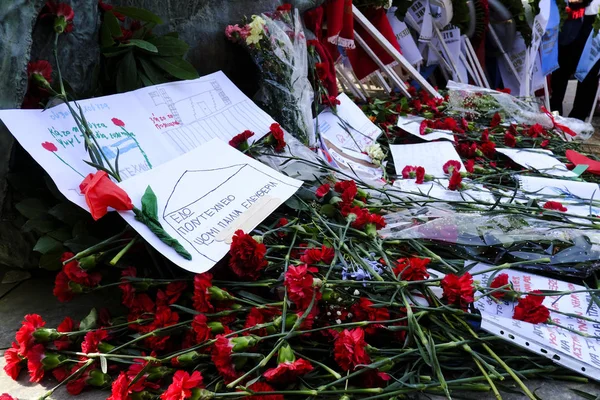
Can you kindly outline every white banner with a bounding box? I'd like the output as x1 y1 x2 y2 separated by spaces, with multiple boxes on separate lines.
499 34 527 95
523 0 551 95
408 0 433 42
387 7 424 66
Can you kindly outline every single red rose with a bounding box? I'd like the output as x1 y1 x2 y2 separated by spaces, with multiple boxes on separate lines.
243 382 284 400
513 291 550 324
415 166 425 184
447 169 463 191
300 245 335 265
229 130 254 149
53 271 75 303
490 113 502 128
350 298 390 335
42 141 58 152
193 273 214 313
16 314 45 355
490 273 510 299
394 257 430 281
480 141 496 157
3 342 23 380
81 329 108 354
441 273 474 308
26 344 46 383
443 160 462 175
79 171 134 220
333 328 371 371
315 183 331 198
54 316 78 351
284 264 321 309
111 118 125 127
27 60 53 83
229 230 268 280
211 335 240 383
504 132 516 147
543 201 567 212
402 165 416 179
268 123 286 152
264 358 314 383
161 370 204 400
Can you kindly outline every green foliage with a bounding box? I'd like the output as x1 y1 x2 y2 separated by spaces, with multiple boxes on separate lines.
98 6 198 94
451 0 471 32
500 0 533 46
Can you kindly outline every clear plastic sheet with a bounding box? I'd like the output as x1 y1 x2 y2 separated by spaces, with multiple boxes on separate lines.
255 10 316 147
445 81 594 141
380 207 600 277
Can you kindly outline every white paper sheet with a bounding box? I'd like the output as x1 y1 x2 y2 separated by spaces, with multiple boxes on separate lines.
496 148 577 177
471 262 600 380
518 175 600 201
396 115 454 141
390 142 465 177
118 139 302 273
392 179 496 203
0 71 277 211
316 93 382 153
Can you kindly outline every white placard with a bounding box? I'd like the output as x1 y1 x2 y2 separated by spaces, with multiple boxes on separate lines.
393 179 496 203
316 93 382 153
396 115 454 141
387 7 424 66
118 139 302 273
496 148 577 177
0 71 277 211
390 141 465 177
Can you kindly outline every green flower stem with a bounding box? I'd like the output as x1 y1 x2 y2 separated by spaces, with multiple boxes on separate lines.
62 229 129 264
120 127 152 168
109 237 138 266
52 153 85 178
38 359 93 400
226 337 282 388
108 320 192 355
64 318 151 336
293 350 342 379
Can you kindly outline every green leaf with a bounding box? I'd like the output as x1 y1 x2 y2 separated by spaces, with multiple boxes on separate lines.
48 203 84 226
164 32 179 38
116 51 139 93
139 57 168 84
33 236 63 254
100 20 115 47
170 304 199 315
113 6 163 24
80 308 98 331
39 251 64 271
141 186 159 221
151 56 198 80
139 72 153 87
48 227 73 242
149 36 189 56
123 39 158 53
103 11 123 38
15 198 48 219
64 235 100 254
23 217 59 234
102 46 131 58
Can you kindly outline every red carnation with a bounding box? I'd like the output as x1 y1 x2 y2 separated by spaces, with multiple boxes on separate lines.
402 165 416 179
0 394 16 400
300 245 335 265
504 132 517 147
277 3 293 12
315 183 330 198
27 60 53 85
513 291 550 324
284 264 321 309
43 1 75 33
229 130 254 150
62 254 101 288
3 342 23 380
315 62 328 80
81 329 108 354
53 271 76 303
268 123 286 152
264 358 313 383
541 139 550 148
26 344 46 383
443 160 461 175
108 372 134 400
415 166 425 184
160 370 204 400
333 328 371 371
447 169 463 191
192 314 211 343
211 335 240 383
243 382 284 400
543 201 567 212
490 112 502 128
229 230 268 280
144 306 179 350
466 159 475 173
15 314 45 355
480 142 496 158
244 307 279 336
527 123 545 138
490 273 510 299
481 129 489 143
193 272 214 313
394 257 430 281
441 273 474 308
79 171 134 220
350 298 390 335
335 180 359 204
54 316 78 350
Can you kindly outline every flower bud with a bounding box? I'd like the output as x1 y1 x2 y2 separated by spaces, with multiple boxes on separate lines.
207 321 225 334
208 286 234 301
231 335 260 352
69 281 84 294
365 223 378 238
78 255 99 270
252 235 264 244
31 73 51 90
284 314 298 329
190 389 215 400
357 188 369 200
174 351 201 366
277 343 296 364
87 369 110 387
33 328 61 343
54 16 68 34
41 352 63 370
147 366 173 381
98 342 115 353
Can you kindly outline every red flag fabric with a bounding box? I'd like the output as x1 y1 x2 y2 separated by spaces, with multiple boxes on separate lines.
326 0 355 48
566 150 600 175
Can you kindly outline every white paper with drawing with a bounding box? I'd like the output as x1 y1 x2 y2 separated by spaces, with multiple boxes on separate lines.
118 139 301 273
0 71 276 211
470 262 600 379
390 142 464 177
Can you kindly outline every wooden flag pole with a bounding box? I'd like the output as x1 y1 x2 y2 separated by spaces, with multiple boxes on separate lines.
352 5 442 99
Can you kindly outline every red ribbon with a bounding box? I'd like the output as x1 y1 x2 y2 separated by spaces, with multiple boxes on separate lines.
540 106 577 137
